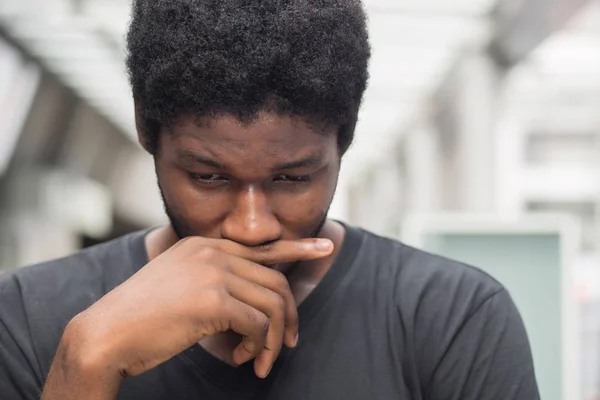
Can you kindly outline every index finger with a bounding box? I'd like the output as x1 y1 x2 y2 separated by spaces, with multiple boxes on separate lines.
204 238 334 265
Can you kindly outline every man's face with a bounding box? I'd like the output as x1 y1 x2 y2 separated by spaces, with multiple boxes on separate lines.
153 112 340 245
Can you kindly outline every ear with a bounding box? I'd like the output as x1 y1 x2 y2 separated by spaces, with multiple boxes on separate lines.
134 99 154 154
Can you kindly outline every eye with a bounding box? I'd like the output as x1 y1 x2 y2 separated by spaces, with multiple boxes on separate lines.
274 174 311 183
189 173 229 185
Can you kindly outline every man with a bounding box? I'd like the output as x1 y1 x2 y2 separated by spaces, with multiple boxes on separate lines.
0 0 539 399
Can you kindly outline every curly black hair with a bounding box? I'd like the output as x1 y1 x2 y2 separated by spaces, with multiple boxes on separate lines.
126 0 370 154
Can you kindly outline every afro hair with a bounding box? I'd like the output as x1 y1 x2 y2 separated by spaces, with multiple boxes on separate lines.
126 0 370 154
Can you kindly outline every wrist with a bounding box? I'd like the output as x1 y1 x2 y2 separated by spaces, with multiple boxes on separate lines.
64 312 124 375
42 314 123 400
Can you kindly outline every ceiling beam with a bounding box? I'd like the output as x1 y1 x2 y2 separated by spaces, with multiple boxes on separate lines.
489 0 592 67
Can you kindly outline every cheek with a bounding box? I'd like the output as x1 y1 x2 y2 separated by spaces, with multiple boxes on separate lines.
158 164 229 225
158 164 191 206
273 171 338 226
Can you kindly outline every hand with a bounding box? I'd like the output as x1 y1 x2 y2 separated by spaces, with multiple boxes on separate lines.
47 236 333 393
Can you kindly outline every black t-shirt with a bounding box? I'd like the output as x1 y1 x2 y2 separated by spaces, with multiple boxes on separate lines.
0 225 539 399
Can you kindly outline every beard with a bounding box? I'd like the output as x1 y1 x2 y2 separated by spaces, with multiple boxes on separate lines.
308 212 328 239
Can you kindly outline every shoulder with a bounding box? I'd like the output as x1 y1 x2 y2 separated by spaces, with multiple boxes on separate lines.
354 227 504 307
354 228 529 388
353 227 509 337
0 231 147 369
0 230 147 304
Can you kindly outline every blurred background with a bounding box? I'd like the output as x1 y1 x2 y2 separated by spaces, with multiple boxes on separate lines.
0 0 598 398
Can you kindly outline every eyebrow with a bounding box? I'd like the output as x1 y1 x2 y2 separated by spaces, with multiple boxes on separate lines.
177 150 226 169
274 154 323 171
177 149 324 171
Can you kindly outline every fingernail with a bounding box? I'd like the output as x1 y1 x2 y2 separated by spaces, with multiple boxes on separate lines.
265 365 273 378
293 332 299 347
315 239 333 252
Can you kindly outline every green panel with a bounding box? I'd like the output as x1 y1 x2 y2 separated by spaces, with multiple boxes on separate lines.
424 233 562 400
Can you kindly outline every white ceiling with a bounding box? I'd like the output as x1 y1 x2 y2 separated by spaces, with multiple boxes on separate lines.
349 0 495 171
508 0 600 111
3 0 599 172
0 0 498 174
0 0 135 136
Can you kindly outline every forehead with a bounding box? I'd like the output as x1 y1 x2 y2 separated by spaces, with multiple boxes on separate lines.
163 113 338 164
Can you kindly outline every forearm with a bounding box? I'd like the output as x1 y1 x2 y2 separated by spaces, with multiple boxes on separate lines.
42 319 123 400
42 365 121 400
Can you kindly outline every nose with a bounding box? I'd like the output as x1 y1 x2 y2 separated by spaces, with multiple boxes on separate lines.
221 185 282 246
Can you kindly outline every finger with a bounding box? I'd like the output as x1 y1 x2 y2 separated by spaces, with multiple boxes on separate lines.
205 238 334 265
226 274 286 376
223 255 298 348
224 297 269 367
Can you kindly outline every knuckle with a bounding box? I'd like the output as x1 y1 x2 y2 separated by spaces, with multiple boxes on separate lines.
261 317 270 337
242 339 259 356
249 309 270 334
195 245 219 260
201 289 226 310
247 308 270 335
271 293 286 314
272 270 290 292
203 267 226 287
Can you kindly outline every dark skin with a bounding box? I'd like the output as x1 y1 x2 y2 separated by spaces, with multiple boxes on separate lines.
42 112 346 399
